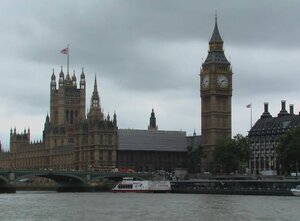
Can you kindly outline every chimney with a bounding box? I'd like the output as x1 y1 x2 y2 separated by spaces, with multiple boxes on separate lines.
278 100 289 117
260 102 272 119
281 100 286 111
265 102 269 112
290 104 294 115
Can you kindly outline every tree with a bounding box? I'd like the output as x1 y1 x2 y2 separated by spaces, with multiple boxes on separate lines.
213 134 250 174
276 127 300 175
187 145 204 173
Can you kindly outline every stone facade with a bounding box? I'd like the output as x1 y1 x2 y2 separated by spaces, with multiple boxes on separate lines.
0 68 118 171
200 17 232 168
248 101 300 175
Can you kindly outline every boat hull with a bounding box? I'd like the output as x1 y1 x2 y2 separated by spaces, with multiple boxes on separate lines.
111 189 170 193
112 177 171 193
291 189 300 196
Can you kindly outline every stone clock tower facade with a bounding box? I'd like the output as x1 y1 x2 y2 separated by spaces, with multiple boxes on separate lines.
200 17 232 166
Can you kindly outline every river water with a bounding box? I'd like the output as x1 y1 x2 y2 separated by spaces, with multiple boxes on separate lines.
0 192 298 221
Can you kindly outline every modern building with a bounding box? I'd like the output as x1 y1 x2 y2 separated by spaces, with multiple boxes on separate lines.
1 68 118 170
200 17 233 169
248 101 300 175
117 109 188 172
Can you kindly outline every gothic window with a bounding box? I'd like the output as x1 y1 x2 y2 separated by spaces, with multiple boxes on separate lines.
70 110 74 124
54 111 58 124
66 110 69 123
91 135 94 144
108 135 112 145
93 99 98 107
82 136 88 145
99 135 103 144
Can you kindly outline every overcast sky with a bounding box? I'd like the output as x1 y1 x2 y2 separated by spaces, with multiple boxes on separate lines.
0 0 300 150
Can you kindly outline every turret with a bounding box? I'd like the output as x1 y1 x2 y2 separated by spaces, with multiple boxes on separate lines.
91 75 100 109
72 70 77 86
113 111 117 126
65 70 72 86
148 109 158 130
87 75 104 121
59 66 64 87
51 69 56 91
80 68 86 89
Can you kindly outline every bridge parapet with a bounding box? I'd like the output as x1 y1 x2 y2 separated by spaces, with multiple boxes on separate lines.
0 169 150 186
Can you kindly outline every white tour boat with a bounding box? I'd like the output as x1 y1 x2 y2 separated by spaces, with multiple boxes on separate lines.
291 185 300 196
112 177 171 193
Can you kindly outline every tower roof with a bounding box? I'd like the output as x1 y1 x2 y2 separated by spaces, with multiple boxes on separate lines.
92 75 99 98
87 75 104 121
203 16 229 65
209 16 223 44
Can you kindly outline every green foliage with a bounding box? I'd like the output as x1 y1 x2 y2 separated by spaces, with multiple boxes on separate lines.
187 145 204 173
213 134 250 174
276 127 300 174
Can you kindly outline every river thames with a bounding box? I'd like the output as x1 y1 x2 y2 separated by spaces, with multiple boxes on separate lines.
0 192 298 221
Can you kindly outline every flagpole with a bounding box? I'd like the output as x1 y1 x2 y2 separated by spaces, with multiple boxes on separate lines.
67 44 69 74
250 103 253 128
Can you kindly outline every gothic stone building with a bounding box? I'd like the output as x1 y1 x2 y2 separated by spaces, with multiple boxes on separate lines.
3 68 118 170
200 17 233 169
248 101 300 175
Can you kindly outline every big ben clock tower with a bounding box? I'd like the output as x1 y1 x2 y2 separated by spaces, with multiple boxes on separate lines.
200 17 232 165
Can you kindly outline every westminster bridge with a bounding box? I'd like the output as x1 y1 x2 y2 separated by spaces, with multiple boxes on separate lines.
0 169 150 193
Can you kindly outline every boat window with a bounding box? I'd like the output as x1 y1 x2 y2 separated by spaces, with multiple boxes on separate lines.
118 184 133 189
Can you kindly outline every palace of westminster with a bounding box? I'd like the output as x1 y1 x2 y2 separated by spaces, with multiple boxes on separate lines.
1 18 300 174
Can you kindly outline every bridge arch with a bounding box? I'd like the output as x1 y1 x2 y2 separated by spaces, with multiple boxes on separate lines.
15 172 86 185
0 175 9 185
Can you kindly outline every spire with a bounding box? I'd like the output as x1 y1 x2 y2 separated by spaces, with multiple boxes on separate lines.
72 70 77 86
51 69 56 90
80 67 86 89
46 113 50 123
51 69 56 80
91 75 100 109
93 75 98 95
113 111 117 126
59 66 64 87
209 15 223 44
87 75 104 121
203 16 229 65
148 109 158 131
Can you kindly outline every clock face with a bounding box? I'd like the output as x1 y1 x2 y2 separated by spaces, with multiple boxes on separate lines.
217 74 229 88
202 75 209 88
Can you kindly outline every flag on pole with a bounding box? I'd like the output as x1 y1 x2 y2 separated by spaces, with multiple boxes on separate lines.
246 103 251 108
61 47 69 55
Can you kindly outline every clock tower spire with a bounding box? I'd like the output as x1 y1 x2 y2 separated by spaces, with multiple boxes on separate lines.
200 17 233 170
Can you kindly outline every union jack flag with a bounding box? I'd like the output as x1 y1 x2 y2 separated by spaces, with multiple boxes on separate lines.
61 47 69 54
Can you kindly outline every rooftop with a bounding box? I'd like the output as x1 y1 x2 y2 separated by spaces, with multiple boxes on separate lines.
118 129 187 152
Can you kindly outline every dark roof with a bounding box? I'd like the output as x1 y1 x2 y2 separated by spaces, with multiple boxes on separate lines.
209 17 223 44
203 18 229 66
118 129 187 152
203 51 229 65
248 114 300 137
